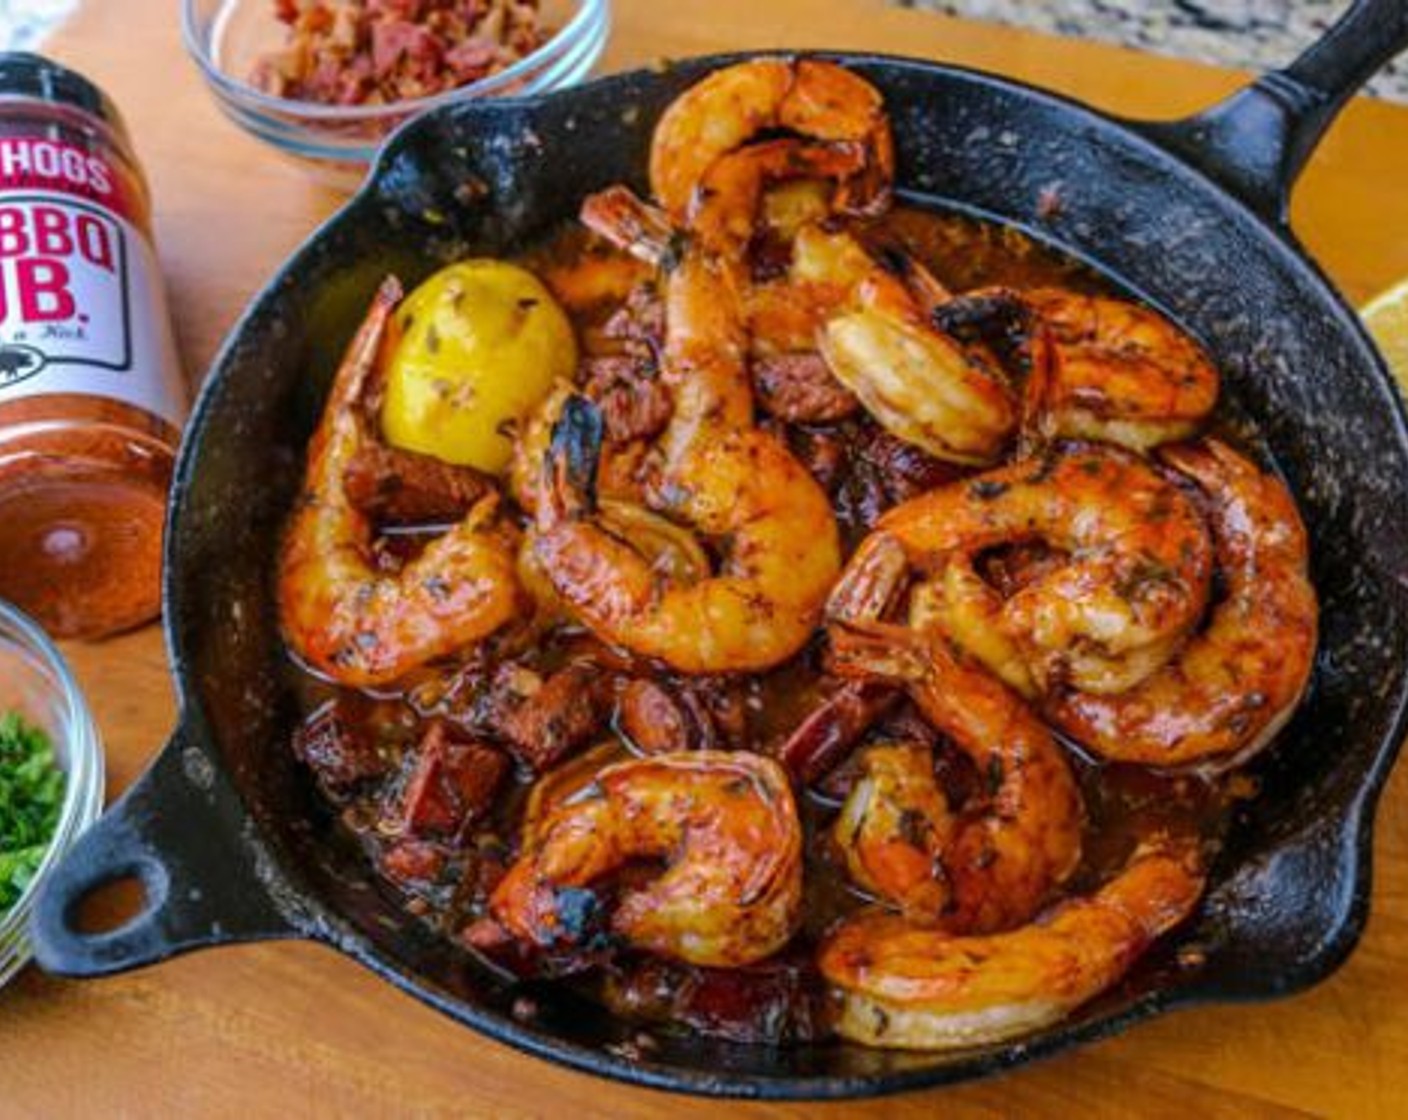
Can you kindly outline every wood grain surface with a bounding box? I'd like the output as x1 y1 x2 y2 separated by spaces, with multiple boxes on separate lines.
2 1 1407 1116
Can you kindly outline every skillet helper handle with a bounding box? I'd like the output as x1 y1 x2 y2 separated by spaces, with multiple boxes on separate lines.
1144 0 1408 224
30 720 302 977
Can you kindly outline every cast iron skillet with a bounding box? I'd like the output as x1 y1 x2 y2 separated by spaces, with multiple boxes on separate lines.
31 0 1408 1099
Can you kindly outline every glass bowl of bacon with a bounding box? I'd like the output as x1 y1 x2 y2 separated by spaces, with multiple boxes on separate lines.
182 0 611 190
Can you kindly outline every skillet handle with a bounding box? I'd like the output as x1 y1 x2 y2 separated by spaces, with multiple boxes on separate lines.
29 719 303 977
1140 0 1408 224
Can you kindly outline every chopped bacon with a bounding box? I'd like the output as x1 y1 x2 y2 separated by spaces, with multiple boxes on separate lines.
605 950 832 1044
254 0 552 107
600 282 666 350
832 419 965 537
344 439 494 525
292 697 390 792
616 679 692 755
484 661 611 772
786 425 849 494
752 352 858 424
397 721 508 839
371 19 441 82
775 679 899 784
613 674 755 754
580 355 672 444
690 678 752 749
380 838 447 886
863 423 964 504
444 38 498 75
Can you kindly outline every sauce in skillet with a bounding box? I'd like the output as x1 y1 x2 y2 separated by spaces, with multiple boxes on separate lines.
284 204 1263 1044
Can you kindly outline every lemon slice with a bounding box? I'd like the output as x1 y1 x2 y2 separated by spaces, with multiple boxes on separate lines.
1361 279 1408 398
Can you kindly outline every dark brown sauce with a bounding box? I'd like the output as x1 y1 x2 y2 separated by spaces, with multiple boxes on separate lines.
284 204 1261 1044
871 206 1108 294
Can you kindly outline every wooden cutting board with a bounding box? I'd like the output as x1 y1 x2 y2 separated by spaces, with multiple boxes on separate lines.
3 0 1407 1116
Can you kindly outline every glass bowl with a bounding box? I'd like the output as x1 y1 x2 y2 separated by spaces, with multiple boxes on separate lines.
0 600 104 990
182 0 612 191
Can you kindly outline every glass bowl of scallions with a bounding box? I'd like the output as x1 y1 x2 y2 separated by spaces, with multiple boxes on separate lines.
0 600 103 990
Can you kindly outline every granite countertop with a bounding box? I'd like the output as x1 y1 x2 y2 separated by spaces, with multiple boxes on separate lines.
0 0 78 52
900 0 1407 101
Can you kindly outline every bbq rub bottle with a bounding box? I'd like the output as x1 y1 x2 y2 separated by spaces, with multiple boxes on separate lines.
0 53 187 638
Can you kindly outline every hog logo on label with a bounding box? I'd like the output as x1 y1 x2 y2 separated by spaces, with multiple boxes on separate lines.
0 342 45 387
0 194 131 375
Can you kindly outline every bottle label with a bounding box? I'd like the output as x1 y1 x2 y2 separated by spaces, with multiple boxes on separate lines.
0 139 187 429
0 136 135 216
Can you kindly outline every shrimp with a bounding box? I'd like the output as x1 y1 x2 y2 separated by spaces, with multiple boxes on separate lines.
792 224 1018 464
657 250 754 457
509 379 653 514
485 750 803 968
833 741 954 924
1023 289 1220 451
535 234 655 312
278 278 525 688
817 835 1205 1049
859 443 1214 695
1046 439 1317 770
532 393 841 672
649 58 893 224
534 213 841 672
687 138 874 256
827 585 1084 934
586 59 892 261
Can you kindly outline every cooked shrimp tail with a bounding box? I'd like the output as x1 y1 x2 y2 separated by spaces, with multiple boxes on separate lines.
543 393 606 521
827 612 931 686
332 275 401 411
825 532 912 632
580 184 677 267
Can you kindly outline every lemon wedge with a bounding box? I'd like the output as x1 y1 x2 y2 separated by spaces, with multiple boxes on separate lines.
1361 279 1408 399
